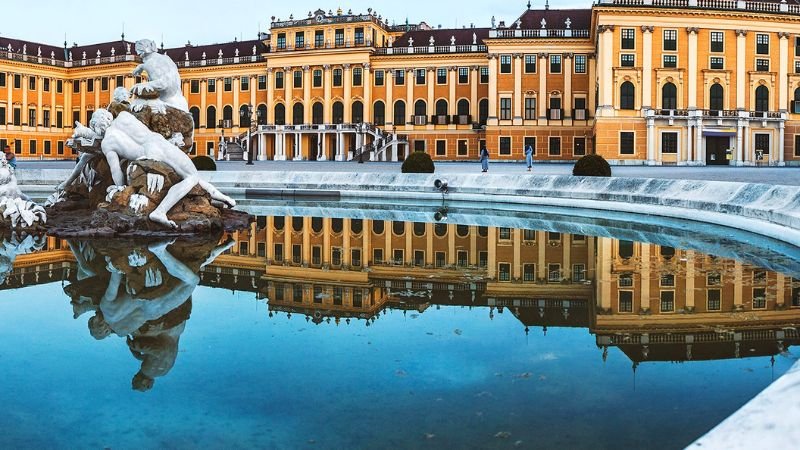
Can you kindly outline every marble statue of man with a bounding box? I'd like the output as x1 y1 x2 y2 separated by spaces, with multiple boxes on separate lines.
131 39 189 112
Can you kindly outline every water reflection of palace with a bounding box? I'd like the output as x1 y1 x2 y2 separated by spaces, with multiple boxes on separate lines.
6 215 800 366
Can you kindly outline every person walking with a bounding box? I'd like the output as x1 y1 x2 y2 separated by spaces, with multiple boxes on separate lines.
4 145 16 170
480 146 489 172
524 143 533 172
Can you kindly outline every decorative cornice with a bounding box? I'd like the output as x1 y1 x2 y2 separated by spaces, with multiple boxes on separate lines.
686 27 699 34
736 29 748 37
598 25 615 33
779 31 791 39
538 52 549 59
564 53 574 59
641 26 654 33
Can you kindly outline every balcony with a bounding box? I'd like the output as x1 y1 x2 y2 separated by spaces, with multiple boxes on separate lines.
489 29 590 39
573 109 588 120
599 0 800 15
431 115 450 125
374 45 487 55
547 108 563 120
452 114 472 125
412 115 428 126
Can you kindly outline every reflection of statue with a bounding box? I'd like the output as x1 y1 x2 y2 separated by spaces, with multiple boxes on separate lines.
0 233 46 287
66 236 235 390
131 39 188 113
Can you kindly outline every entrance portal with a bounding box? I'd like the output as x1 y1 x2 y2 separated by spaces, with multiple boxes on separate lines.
705 136 730 165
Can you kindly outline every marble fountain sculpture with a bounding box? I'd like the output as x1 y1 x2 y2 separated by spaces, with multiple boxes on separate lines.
48 39 249 236
0 159 47 230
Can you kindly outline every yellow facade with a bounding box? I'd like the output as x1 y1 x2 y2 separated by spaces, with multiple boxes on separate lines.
2 2 800 165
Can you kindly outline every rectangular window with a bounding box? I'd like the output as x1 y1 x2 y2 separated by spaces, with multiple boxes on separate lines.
574 137 586 156
621 28 635 49
500 98 512 120
311 246 322 265
574 54 586 74
661 273 675 287
293 285 304 303
663 30 677 51
315 30 324 48
434 251 445 268
258 75 267 90
619 274 633 287
661 132 678 154
549 137 561 156
573 264 586 282
293 70 302 88
0 72 5 87
292 244 302 264
457 139 468 156
13 108 21 126
458 67 469 83
14 139 21 154
663 54 677 68
524 137 536 156
548 264 561 282
480 67 489 83
458 250 468 267
87 79 94 92
375 70 385 86
415 69 426 85
335 29 344 47
499 263 511 282
332 247 342 266
13 74 21 89
276 33 286 49
753 288 767 309
43 110 50 127
295 31 305 49
57 141 64 155
707 289 722 311
524 54 536 73
354 27 365 45
500 55 512 73
550 54 562 73
707 272 721 286
710 57 724 70
757 33 769 55
373 248 384 264
313 70 322 87
29 139 36 155
621 54 635 67
524 97 537 120
72 80 80 93
56 110 63 128
499 227 512 240
393 249 404 265
28 108 36 126
56 79 63 93
274 72 283 89
660 291 675 312
115 75 124 87
0 106 5 125
711 31 724 52
413 250 424 267
549 97 562 119
795 135 800 156
190 79 200 93
756 59 770 72
333 69 343 86
435 139 446 156
352 249 362 267
224 77 232 91
437 68 447 84
523 264 536 281
28 76 36 91
43 78 50 92
620 132 635 154
395 69 405 85
352 67 362 86
274 243 284 262
619 291 634 312
100 77 109 91
499 136 512 155
755 133 770 157
240 77 249 91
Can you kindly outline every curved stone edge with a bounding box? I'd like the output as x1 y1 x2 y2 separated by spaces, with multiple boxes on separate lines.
18 170 800 247
689 359 800 449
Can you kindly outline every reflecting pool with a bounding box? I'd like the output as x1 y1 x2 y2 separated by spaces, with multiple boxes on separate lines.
1 206 799 449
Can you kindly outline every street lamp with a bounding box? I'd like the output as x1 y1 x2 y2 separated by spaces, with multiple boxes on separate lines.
241 104 255 165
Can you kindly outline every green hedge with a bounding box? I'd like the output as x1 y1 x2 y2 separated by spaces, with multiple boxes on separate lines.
401 151 435 173
573 154 611 177
192 155 217 171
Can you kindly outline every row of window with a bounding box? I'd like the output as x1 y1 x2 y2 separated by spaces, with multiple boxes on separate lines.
271 283 369 308
0 107 64 127
498 54 588 75
619 81 771 112
617 287 771 313
619 29 787 56
275 27 371 49
619 53 771 72
499 263 587 282
0 138 67 155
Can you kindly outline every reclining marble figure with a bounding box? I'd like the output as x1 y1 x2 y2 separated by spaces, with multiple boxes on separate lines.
61 109 235 228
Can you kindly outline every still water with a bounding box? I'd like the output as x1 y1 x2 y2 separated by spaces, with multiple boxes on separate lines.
1 205 798 449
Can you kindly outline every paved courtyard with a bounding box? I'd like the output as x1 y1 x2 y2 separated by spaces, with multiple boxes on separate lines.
16 159 800 186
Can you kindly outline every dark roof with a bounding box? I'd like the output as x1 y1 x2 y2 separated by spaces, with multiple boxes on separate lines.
70 40 135 60
0 36 67 60
391 27 491 47
162 39 268 62
516 8 592 30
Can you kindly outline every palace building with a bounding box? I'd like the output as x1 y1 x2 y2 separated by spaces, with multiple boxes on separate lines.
3 0 800 165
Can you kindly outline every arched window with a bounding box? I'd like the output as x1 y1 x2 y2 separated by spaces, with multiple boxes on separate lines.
332 101 344 124
373 100 385 125
392 221 405 236
292 103 304 125
331 218 343 233
274 104 286 125
618 240 634 259
435 99 448 116
413 222 426 237
456 224 469 237
257 104 267 125
239 104 251 127
206 106 216 128
292 217 304 232
709 84 724 111
312 102 324 124
620 82 635 110
661 82 677 110
457 99 470 116
351 219 363 234
311 217 323 233
351 101 363 123
414 100 427 117
189 106 200 127
393 100 406 124
479 99 489 125
372 219 385 234
223 105 233 125
755 85 769 112
434 223 447 237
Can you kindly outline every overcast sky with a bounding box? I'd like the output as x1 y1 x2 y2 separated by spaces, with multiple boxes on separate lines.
0 0 590 47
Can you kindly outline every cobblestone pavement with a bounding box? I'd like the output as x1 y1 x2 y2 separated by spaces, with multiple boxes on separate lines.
17 159 800 186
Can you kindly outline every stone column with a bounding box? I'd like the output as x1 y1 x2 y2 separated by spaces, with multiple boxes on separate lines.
734 261 743 310
80 79 86 125
695 113 704 164
363 63 372 123
216 77 223 127
597 26 615 115
512 229 521 280
425 223 433 266
685 251 695 311
49 80 56 130
538 53 548 120
426 67 435 125
736 30 747 110
283 67 291 117
5 76 12 124
537 231 547 280
258 133 267 160
640 245 651 312
597 238 612 311
470 66 479 121
386 68 394 124
447 225 456 266
588 54 597 116
564 53 573 119
646 114 656 165
265 69 273 125
343 64 352 123
487 227 497 279
687 28 698 110
448 66 457 118
405 68 413 125
780 32 790 113
642 27 654 110
303 66 311 124
233 76 240 129
487 54 498 125
323 219 331 265
736 119 745 165
323 65 332 123
19 75 28 122
513 54 523 125
562 234 572 279
320 132 328 160
778 121 785 166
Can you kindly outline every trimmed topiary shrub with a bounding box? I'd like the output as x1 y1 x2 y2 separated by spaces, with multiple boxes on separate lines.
192 155 217 171
573 154 611 177
401 151 435 173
